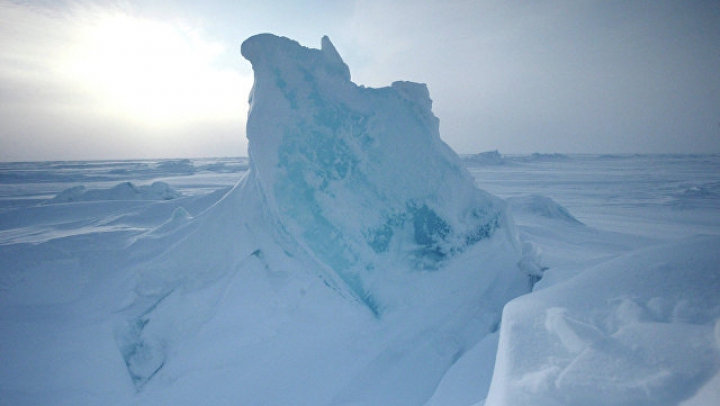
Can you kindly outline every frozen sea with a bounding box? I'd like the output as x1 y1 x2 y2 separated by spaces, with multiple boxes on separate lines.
1 153 719 405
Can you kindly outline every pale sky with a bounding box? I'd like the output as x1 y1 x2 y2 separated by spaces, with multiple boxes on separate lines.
1 0 719 161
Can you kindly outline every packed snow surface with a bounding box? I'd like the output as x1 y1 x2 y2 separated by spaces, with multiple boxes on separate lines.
1 35 720 406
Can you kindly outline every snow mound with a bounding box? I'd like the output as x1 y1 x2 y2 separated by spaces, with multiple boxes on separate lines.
507 195 583 224
485 235 720 406
116 34 531 404
46 181 181 203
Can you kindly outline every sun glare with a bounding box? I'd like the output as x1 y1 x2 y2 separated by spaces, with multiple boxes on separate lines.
66 12 248 128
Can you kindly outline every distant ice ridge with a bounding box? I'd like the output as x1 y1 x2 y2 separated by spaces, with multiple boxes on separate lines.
116 34 531 405
462 150 572 165
463 150 505 165
47 181 181 203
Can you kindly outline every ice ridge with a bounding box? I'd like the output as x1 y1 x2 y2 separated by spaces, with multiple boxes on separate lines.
116 34 531 398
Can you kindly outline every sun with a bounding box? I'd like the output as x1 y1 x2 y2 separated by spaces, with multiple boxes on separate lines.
65 11 248 129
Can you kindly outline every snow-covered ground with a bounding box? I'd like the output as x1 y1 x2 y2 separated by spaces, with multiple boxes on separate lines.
2 153 718 405
2 33 719 406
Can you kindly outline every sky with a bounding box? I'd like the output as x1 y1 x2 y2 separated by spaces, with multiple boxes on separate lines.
1 0 719 161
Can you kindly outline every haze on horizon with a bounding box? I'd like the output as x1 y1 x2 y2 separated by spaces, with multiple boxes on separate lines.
1 0 719 162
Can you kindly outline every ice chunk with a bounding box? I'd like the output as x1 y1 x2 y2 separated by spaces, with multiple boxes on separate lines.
155 159 196 174
463 150 505 165
240 33 523 309
485 235 720 406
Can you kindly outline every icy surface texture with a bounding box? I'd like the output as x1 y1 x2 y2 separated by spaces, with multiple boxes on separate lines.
241 34 517 310
485 235 720 406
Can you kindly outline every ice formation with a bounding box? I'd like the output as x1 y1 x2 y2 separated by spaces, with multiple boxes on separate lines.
113 34 530 403
463 150 505 165
240 33 526 310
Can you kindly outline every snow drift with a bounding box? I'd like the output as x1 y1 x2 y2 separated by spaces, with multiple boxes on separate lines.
114 34 530 405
